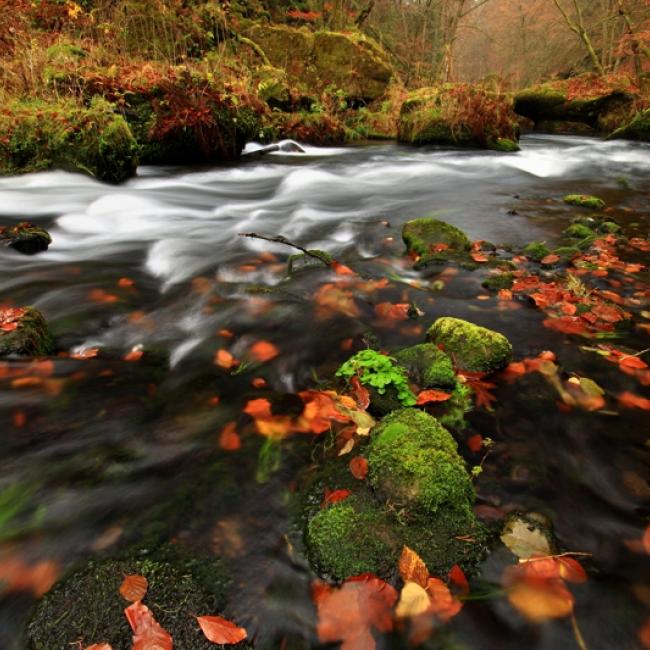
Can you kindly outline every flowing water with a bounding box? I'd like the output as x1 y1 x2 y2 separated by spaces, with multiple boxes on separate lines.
0 135 649 649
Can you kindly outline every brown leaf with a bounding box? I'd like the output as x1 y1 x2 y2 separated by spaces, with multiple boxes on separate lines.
349 456 368 480
119 574 148 602
398 546 429 588
124 601 173 650
196 615 247 645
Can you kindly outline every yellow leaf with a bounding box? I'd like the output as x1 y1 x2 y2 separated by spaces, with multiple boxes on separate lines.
507 579 574 622
395 581 431 618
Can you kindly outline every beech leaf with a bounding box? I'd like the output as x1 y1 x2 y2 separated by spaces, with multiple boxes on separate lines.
119 574 148 602
196 615 247 645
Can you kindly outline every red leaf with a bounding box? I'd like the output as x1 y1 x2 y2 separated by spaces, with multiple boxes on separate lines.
119 575 148 602
196 615 247 645
416 389 452 405
466 434 483 453
322 488 352 507
618 391 650 410
448 564 469 595
124 601 173 650
331 261 356 276
349 456 368 480
219 421 241 451
374 302 410 321
619 355 648 370
249 340 279 363
540 254 560 265
350 376 370 410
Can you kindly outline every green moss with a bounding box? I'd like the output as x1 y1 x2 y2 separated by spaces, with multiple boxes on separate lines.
368 409 474 517
0 222 51 254
563 194 606 210
268 111 346 146
553 246 581 261
287 249 332 274
491 138 520 152
437 381 473 431
0 307 54 357
255 65 291 109
306 496 397 580
610 108 650 141
601 221 621 234
523 241 550 261
513 86 567 121
482 272 514 291
394 343 456 389
427 316 512 373
337 349 417 407
27 545 233 650
563 223 595 240
402 218 471 262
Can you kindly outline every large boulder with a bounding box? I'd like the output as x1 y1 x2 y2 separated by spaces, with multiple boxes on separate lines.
398 85 520 150
427 317 512 373
513 76 638 134
246 24 393 103
0 98 138 184
0 307 54 357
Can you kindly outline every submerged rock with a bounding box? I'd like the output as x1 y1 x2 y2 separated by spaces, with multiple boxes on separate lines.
427 317 512 373
0 307 54 357
564 194 606 210
27 545 234 650
402 217 471 268
0 222 51 255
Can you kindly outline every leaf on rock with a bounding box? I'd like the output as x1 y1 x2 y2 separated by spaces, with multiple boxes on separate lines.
349 456 368 480
196 615 247 645
119 574 148 602
398 546 429 588
501 517 553 559
416 389 452 405
124 601 173 650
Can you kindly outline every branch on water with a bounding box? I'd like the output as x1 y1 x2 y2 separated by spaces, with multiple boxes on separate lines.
238 232 332 266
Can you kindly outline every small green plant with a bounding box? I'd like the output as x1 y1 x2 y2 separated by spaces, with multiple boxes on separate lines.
336 349 416 406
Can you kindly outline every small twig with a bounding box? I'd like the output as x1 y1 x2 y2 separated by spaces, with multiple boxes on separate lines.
239 232 331 267
571 611 589 650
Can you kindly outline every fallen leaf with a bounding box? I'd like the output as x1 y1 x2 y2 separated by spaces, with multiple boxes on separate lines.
540 254 560 265
349 456 368 480
350 376 370 411
466 434 483 453
506 576 574 622
322 488 351 507
416 389 451 405
0 556 59 596
448 564 469 595
470 252 489 263
618 391 650 410
313 574 398 650
396 581 431 618
249 340 279 363
84 644 114 650
124 601 172 650
398 546 429 588
196 615 247 645
375 302 410 321
424 578 463 621
215 349 238 370
501 516 553 559
119 574 148 602
219 422 241 451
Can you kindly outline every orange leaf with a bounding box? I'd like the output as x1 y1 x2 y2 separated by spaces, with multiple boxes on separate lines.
0 556 59 597
322 488 351 507
349 456 368 480
249 340 279 363
540 254 560 265
619 392 650 410
219 422 241 451
375 302 410 321
118 277 135 288
448 564 469 595
251 377 267 388
471 252 489 263
507 577 574 622
424 577 462 621
119 574 148 602
85 645 114 650
124 601 173 650
619 355 648 369
416 389 451 405
331 261 356 276
244 398 272 419
313 574 397 649
398 546 429 588
196 615 247 645
215 349 237 369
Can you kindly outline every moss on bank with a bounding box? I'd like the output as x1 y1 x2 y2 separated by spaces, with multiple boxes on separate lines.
0 307 54 357
0 99 138 183
610 108 650 141
27 545 233 650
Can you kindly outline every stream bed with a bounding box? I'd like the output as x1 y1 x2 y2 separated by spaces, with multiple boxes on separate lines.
0 135 649 650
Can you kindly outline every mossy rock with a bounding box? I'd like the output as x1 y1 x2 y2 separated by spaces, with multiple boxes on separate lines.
27 545 236 650
610 108 650 141
0 222 51 255
553 246 581 261
523 241 550 261
0 98 138 183
0 307 54 357
345 110 397 141
482 272 515 292
305 495 398 580
394 343 456 389
564 194 606 210
367 409 474 517
427 317 512 373
563 223 596 240
402 218 471 263
398 86 519 149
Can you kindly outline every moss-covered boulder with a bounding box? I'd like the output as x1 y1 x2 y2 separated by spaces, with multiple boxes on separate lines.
398 86 519 150
0 99 138 183
427 317 512 373
367 409 474 516
610 108 650 141
0 222 51 255
0 307 54 357
394 343 456 389
513 77 637 133
306 495 397 580
564 194 606 210
246 24 393 102
27 546 233 650
523 241 551 261
402 218 471 268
